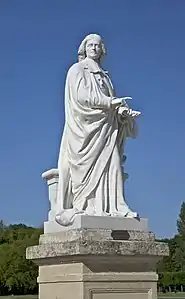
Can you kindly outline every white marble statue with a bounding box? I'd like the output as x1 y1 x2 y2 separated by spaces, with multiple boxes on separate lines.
55 33 141 226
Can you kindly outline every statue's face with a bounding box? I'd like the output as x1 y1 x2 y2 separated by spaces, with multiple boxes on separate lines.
85 38 102 61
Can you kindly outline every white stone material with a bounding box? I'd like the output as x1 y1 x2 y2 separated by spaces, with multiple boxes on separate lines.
44 214 148 234
42 169 59 221
26 33 169 299
54 33 141 227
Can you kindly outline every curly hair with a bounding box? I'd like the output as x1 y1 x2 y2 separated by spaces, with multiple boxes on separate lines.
77 34 107 62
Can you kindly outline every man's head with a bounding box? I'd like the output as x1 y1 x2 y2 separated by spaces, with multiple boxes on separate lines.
78 34 106 62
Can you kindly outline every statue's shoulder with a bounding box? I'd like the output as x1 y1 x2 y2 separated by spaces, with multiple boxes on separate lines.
67 62 85 77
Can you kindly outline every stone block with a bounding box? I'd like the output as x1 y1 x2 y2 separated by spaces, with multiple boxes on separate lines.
26 228 169 299
44 214 148 233
42 168 59 221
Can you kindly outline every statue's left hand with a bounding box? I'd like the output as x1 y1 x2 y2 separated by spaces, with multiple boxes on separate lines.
118 106 141 118
131 110 141 117
127 109 141 117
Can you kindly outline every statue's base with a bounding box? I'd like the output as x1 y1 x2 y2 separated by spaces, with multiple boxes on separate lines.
44 214 148 233
26 228 169 299
37 263 158 299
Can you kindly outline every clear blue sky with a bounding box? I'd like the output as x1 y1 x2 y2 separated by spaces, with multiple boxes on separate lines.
0 0 185 238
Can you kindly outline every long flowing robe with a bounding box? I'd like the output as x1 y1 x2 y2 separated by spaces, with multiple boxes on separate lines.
56 58 137 226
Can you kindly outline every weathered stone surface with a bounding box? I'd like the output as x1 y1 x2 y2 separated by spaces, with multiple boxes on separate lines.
26 229 169 298
39 229 155 244
26 228 169 272
26 239 168 261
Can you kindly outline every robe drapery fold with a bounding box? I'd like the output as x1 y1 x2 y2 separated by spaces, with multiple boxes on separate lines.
56 58 137 226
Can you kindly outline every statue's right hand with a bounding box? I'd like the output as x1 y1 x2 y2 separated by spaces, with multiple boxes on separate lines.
121 96 132 101
111 97 132 108
120 97 132 105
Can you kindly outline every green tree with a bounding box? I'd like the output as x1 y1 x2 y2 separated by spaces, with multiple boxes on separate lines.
177 202 185 236
0 220 6 231
157 201 185 292
0 223 43 295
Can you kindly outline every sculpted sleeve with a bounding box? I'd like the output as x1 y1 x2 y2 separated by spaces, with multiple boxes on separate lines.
67 63 112 109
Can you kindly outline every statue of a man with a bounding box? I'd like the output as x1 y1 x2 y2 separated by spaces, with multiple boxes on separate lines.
56 34 141 226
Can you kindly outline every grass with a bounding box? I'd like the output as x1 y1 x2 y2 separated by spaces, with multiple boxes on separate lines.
158 292 185 297
0 296 38 299
1 294 185 299
0 296 184 299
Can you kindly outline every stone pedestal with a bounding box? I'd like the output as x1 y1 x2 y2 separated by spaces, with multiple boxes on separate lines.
44 214 148 233
26 226 169 299
31 169 169 298
37 263 157 299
